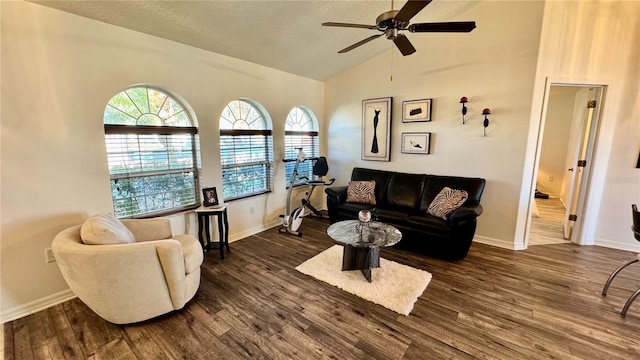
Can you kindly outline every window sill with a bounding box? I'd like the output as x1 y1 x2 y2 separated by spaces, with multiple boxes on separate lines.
120 203 201 220
225 190 272 202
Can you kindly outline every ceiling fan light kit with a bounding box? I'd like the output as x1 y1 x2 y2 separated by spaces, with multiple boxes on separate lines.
322 0 476 56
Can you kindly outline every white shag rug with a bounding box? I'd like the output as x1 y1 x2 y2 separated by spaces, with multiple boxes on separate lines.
295 245 432 316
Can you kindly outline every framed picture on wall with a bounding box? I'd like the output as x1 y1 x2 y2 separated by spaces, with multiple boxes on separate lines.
362 97 392 161
401 132 431 154
402 98 432 122
202 187 219 207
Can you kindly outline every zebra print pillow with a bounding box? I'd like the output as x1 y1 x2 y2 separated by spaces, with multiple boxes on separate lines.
346 180 377 205
427 187 469 220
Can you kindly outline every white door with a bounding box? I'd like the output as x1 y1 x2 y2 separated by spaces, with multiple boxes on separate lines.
563 89 601 241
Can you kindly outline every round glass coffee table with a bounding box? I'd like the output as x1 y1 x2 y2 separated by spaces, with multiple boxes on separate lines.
327 220 402 282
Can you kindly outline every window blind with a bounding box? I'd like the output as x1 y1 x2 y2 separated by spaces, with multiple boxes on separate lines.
220 129 273 200
284 130 319 186
104 125 198 218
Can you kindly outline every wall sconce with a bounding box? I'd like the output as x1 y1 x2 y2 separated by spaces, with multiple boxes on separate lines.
459 97 468 124
482 108 491 137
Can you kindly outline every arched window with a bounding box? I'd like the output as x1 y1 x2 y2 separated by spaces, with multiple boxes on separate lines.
219 99 273 200
103 86 199 218
284 107 319 186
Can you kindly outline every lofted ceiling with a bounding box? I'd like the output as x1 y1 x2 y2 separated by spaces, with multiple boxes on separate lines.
28 0 477 81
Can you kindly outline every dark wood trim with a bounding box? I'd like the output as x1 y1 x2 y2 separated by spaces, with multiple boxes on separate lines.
220 129 272 136
282 156 319 163
104 124 197 135
119 203 201 220
224 190 272 202
284 130 319 136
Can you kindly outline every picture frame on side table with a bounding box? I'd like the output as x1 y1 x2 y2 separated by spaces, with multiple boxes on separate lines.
401 132 431 154
362 97 392 161
202 187 219 207
402 98 432 122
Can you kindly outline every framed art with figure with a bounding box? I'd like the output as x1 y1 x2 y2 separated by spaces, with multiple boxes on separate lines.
202 187 219 207
362 97 392 161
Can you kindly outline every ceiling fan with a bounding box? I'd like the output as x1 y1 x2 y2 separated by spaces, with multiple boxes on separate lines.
322 0 476 56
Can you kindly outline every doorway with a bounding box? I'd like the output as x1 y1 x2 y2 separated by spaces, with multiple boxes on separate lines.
528 84 605 246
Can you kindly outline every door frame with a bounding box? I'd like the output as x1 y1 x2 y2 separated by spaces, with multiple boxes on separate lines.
516 78 608 249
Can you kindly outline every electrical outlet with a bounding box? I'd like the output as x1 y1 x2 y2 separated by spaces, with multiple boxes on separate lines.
249 206 255 215
45 248 56 263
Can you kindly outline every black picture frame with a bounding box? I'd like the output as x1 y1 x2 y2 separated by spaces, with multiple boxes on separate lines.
401 132 431 154
402 98 432 122
362 97 392 162
202 187 219 207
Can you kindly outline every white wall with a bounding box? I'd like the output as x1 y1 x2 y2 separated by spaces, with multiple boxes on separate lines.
324 0 545 248
1 1 324 321
520 0 640 251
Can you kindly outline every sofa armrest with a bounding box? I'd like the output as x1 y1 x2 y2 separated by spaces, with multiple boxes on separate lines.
156 240 188 308
325 186 348 205
448 203 484 224
122 218 173 242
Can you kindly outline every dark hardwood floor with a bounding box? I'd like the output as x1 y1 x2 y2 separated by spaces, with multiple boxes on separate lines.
4 217 640 359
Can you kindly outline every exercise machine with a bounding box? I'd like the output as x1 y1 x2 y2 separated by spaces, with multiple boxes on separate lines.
300 156 335 218
279 148 306 236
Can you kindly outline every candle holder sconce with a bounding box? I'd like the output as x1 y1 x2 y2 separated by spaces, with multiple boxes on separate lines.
482 108 491 137
459 97 468 124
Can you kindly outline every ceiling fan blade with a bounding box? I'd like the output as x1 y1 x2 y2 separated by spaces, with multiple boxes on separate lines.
395 0 432 23
338 34 384 53
322 22 377 30
393 34 416 56
408 21 477 33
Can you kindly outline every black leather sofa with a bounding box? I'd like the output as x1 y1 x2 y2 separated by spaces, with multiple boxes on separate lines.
325 167 486 260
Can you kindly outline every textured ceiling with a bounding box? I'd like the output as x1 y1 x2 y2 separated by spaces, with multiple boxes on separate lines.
29 0 477 81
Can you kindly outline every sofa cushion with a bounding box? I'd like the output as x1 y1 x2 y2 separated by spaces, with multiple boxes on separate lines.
346 180 377 204
420 175 486 212
80 213 136 245
375 206 410 223
406 214 450 232
427 187 469 220
386 173 426 209
351 168 391 203
335 201 374 218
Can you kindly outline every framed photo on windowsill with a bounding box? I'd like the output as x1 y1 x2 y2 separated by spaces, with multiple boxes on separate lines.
202 187 219 207
402 99 432 122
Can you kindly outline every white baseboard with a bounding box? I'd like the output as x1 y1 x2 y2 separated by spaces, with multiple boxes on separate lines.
473 235 520 250
594 238 640 253
1 289 76 324
474 235 640 253
229 219 281 243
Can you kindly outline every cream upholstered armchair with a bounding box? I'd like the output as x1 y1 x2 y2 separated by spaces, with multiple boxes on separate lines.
52 214 203 324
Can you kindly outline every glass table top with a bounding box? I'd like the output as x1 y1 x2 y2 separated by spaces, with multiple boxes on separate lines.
327 220 402 248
